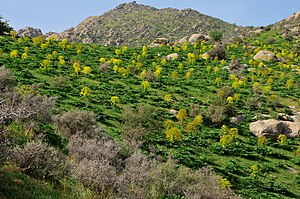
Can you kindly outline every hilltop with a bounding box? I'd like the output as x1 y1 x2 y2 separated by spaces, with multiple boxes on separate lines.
57 1 246 46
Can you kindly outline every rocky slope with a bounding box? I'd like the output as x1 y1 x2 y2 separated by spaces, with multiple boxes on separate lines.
57 1 246 46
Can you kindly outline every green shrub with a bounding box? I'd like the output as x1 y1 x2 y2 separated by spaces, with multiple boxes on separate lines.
0 67 15 92
209 30 223 43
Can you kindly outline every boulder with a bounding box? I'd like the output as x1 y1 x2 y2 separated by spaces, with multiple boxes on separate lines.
188 34 205 43
165 53 180 61
295 11 300 20
250 119 300 139
253 50 275 61
178 36 189 44
291 27 300 34
17 27 42 38
149 38 169 47
152 38 169 45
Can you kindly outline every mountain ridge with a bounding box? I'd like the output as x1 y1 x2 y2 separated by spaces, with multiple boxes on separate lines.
57 1 246 46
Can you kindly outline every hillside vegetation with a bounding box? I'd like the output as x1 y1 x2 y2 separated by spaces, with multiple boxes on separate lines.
58 1 245 46
0 27 300 199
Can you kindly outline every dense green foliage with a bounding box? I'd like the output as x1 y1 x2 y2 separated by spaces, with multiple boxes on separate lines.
1 28 300 198
0 16 13 36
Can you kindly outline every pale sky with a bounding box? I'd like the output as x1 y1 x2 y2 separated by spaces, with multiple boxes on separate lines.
1 0 299 33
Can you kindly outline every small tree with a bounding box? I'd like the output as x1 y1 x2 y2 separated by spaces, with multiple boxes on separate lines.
209 30 223 43
0 16 13 36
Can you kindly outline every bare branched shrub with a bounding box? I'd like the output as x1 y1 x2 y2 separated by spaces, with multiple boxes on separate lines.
190 103 201 117
117 151 155 198
71 159 117 195
184 168 240 199
245 96 262 110
118 158 237 199
53 110 99 139
9 140 68 181
50 76 69 88
0 66 15 92
68 134 120 195
207 45 226 60
0 91 55 124
68 134 120 163
146 70 155 82
99 62 110 73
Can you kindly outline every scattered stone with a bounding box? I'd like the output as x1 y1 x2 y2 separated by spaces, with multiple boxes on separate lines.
152 38 169 45
168 109 178 114
253 50 275 61
178 36 189 44
250 119 300 139
252 114 272 120
149 38 169 47
17 27 42 38
165 53 180 61
230 115 245 124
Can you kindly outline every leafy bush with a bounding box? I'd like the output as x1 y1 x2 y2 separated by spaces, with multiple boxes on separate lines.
209 30 223 43
121 104 160 149
206 105 227 124
53 110 100 139
207 45 226 60
9 140 68 181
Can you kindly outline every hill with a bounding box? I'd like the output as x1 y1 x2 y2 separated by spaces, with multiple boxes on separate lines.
57 1 245 46
1 20 300 198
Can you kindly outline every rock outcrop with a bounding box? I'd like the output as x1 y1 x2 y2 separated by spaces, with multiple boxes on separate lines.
56 1 242 46
250 119 300 139
17 27 42 38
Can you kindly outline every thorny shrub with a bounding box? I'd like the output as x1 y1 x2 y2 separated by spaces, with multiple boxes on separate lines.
9 140 68 181
0 90 55 124
53 109 100 139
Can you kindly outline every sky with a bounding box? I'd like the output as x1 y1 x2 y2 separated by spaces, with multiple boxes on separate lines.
1 0 300 34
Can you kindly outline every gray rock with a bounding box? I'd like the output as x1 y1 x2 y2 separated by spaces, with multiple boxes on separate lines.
17 27 42 38
168 109 178 114
165 53 180 61
152 38 169 45
188 34 205 43
178 36 189 44
253 50 275 61
230 115 245 124
250 119 300 139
